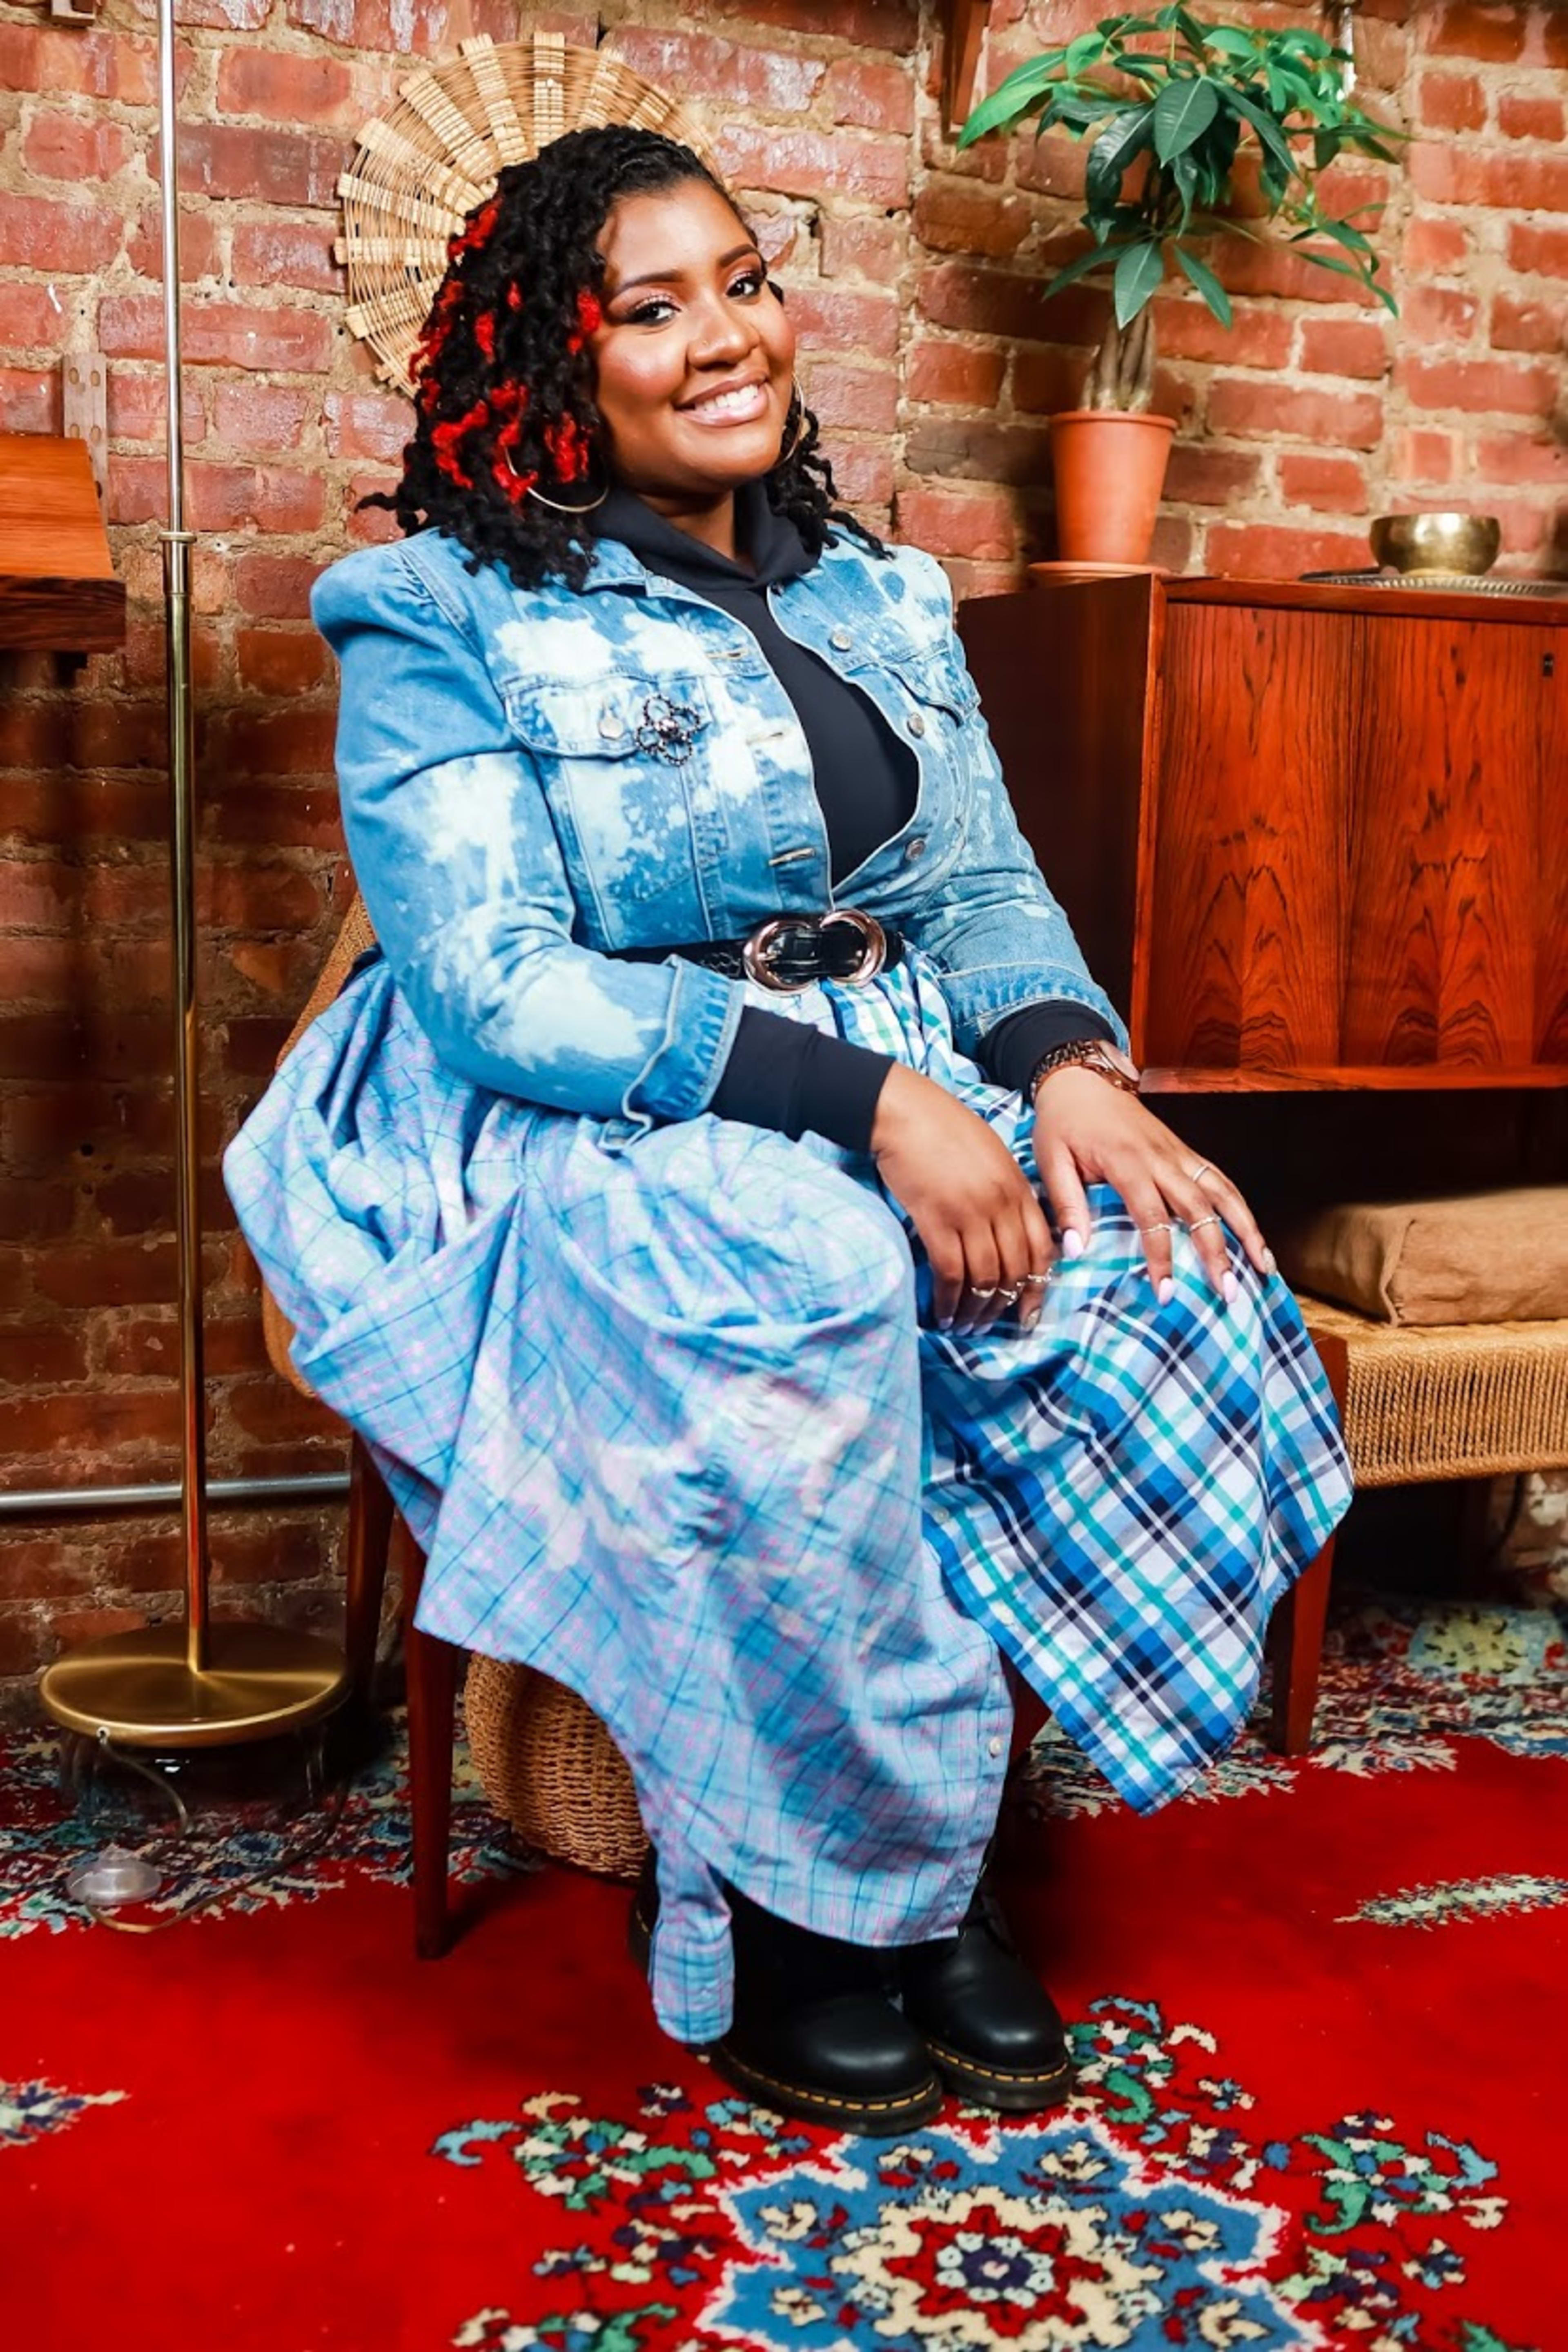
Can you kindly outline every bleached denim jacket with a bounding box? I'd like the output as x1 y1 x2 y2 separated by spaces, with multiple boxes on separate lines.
312 524 1124 1123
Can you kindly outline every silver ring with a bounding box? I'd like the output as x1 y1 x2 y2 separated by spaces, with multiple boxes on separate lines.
1189 1213 1222 1235
1139 1220 1175 1237
967 1283 999 1300
995 1283 1023 1304
1188 1162 1217 1185
1020 1270 1051 1289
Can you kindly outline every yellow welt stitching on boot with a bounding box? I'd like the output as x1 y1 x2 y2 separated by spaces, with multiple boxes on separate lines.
920 2034 1073 2087
714 2046 938 2115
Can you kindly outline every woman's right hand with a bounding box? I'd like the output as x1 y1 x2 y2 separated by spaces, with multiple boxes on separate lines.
870 1064 1056 1334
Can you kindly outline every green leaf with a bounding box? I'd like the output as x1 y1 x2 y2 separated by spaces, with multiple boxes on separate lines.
1221 84 1300 182
1203 26 1256 57
1314 127 1343 169
1316 215 1375 256
1153 74 1218 163
1292 247 1365 284
1065 29 1107 73
1086 103 1154 205
1043 241 1124 300
956 48 1068 145
1112 238 1165 326
1170 145 1200 220
1047 92 1134 127
1174 243 1232 327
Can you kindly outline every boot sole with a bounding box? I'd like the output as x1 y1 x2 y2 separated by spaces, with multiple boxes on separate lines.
706 2038 944 2138
629 1900 944 2138
919 2029 1074 2116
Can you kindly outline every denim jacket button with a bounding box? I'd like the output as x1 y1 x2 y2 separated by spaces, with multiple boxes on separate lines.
906 713 927 737
904 836 927 863
599 711 626 739
830 628 853 651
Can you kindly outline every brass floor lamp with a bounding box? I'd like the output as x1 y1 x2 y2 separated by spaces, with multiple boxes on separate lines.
39 0 348 1750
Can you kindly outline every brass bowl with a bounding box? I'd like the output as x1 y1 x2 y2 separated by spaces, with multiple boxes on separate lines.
1370 512 1501 577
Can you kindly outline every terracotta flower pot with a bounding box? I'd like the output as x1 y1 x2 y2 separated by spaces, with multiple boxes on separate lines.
1047 408 1177 567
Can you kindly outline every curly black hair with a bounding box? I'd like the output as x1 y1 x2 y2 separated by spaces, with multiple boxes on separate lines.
371 124 883 591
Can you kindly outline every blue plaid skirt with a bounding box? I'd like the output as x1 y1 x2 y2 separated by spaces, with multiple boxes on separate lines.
225 951 1350 2042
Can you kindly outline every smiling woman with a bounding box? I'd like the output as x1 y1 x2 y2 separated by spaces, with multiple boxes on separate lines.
591 191 796 537
225 126 1352 2141
365 129 865 590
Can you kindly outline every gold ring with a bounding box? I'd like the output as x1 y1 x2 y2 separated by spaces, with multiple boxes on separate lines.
1140 1220 1174 1237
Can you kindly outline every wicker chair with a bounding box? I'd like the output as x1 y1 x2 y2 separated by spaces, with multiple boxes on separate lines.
1271 1297 1568 1751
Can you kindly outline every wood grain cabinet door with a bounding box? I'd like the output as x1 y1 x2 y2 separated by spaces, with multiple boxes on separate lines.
1532 631 1568 1067
1341 619 1556 1076
1140 601 1357 1074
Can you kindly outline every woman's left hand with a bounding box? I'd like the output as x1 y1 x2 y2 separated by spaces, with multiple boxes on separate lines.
1030 1067 1275 1304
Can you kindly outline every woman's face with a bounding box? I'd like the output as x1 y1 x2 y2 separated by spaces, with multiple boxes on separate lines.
588 177 797 506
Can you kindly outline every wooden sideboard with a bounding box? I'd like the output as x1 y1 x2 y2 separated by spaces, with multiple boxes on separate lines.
0 433 125 654
958 575 1568 1100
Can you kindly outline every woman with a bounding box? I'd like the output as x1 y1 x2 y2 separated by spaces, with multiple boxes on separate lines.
226 126 1351 2136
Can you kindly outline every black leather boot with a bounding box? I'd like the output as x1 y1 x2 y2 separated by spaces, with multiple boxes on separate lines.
630 1851 942 2137
896 1871 1072 2114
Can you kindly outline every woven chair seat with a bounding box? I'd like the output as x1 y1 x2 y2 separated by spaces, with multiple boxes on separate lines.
1297 1294 1568 1489
465 1655 647 1880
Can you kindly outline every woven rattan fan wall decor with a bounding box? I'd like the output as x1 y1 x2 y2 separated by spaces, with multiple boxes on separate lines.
336 33 715 396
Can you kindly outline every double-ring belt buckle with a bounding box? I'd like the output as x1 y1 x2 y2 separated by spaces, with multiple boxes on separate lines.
739 908 889 992
742 915 813 992
820 907 888 986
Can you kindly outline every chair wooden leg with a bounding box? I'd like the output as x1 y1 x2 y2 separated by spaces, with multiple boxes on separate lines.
1270 1536 1336 1755
395 1515 460 1960
1269 1323 1351 1756
343 1434 394 1699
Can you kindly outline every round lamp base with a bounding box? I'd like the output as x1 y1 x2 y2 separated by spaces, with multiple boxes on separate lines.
39 1622 350 1748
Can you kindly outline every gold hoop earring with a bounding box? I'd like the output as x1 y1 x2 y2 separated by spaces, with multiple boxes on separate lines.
525 476 609 514
501 440 609 513
779 375 808 467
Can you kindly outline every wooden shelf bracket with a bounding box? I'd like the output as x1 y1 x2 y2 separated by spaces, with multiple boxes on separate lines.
941 0 992 138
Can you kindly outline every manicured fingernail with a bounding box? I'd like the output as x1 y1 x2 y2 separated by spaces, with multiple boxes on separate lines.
1223 1271 1240 1304
1262 1249 1278 1276
1157 1277 1174 1305
1061 1228 1084 1259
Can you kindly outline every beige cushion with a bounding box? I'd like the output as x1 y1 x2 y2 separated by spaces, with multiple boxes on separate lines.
1274 1188 1568 1327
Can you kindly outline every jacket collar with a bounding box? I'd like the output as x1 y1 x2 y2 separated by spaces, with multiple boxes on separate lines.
581 481 818 595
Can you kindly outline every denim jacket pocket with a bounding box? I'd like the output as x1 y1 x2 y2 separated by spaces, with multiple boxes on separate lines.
883 644 981 725
503 674 715 914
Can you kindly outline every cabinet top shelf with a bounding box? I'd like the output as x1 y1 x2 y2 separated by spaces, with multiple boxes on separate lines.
1166 573 1568 627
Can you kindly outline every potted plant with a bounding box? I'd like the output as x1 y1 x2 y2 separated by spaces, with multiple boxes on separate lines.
959 7 1401 566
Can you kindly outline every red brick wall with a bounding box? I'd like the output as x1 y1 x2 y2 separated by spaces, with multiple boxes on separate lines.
0 0 1564 1697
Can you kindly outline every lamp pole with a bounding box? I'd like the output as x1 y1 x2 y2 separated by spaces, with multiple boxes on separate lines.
38 0 348 1749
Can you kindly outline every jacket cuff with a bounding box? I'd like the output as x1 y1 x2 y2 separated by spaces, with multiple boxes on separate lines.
977 1000 1118 1096
709 1007 892 1154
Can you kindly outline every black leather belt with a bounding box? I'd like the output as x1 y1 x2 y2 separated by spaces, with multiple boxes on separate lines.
612 908 903 993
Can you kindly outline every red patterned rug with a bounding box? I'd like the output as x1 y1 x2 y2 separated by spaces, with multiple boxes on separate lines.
5 1588 1565 2352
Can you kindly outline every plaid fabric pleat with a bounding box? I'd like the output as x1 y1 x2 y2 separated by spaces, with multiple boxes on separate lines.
225 953 1350 2043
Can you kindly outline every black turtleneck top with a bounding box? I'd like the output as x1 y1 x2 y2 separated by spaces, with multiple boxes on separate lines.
592 485 1112 1151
